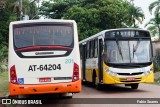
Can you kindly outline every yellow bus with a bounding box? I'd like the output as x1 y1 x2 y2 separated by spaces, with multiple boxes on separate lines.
8 19 81 97
79 28 154 89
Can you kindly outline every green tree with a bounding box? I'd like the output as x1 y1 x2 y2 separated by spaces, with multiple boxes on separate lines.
0 0 39 63
0 45 8 62
40 0 77 19
146 0 160 39
64 0 138 40
0 0 39 44
128 4 145 27
40 0 144 40
145 13 160 38
0 0 17 44
23 0 39 19
7 0 39 20
64 5 101 40
149 0 160 15
0 0 17 62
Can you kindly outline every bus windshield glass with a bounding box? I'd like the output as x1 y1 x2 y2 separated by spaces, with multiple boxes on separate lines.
104 40 152 64
13 24 73 49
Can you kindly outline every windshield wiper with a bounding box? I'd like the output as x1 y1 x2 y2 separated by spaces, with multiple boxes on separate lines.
115 39 123 60
133 40 141 58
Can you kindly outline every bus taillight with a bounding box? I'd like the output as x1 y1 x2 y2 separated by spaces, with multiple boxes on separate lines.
72 63 79 82
10 65 18 84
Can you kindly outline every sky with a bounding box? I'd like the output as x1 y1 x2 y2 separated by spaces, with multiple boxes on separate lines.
132 0 157 29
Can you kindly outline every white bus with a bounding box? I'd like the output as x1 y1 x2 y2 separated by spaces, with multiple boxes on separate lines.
8 19 81 97
79 28 154 89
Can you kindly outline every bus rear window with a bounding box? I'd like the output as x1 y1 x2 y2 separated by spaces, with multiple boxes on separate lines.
13 23 73 49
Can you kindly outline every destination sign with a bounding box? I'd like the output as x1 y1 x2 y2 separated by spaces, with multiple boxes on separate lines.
105 30 150 38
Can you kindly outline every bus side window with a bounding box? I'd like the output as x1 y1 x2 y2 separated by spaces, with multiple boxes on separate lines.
89 41 91 58
94 39 98 58
79 44 82 59
90 40 93 58
92 40 95 58
87 42 90 59
86 43 87 59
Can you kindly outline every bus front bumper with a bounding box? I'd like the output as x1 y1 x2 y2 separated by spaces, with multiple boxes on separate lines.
9 80 81 96
103 72 154 84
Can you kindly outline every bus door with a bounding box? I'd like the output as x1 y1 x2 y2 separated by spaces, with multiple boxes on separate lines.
82 44 86 81
98 39 103 83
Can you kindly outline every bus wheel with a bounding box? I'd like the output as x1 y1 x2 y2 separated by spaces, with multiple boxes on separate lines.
82 80 86 85
131 83 139 89
92 74 102 90
92 71 96 86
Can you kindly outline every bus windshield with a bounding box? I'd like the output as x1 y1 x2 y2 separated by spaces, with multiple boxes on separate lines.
13 24 73 49
104 40 152 64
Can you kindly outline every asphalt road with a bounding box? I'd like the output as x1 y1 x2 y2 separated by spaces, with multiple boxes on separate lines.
1 83 160 107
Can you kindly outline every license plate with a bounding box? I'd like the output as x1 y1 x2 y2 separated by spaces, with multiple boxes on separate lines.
126 77 135 81
39 78 51 82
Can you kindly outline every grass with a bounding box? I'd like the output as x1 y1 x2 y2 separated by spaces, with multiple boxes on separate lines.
0 71 9 96
0 70 17 107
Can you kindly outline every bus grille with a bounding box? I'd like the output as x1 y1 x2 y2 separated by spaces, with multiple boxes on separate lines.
120 78 141 82
117 72 143 76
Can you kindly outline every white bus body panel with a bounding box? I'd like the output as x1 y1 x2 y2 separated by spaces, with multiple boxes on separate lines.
8 20 81 85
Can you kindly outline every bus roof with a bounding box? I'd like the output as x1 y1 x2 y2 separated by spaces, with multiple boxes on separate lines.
79 28 150 44
10 19 76 25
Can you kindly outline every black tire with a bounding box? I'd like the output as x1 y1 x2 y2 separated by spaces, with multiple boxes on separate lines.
92 71 96 86
82 79 87 85
131 83 139 89
125 84 131 87
92 71 102 90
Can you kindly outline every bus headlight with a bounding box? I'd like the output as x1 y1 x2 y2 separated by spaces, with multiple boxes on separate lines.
144 71 150 76
104 68 117 76
144 68 153 76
